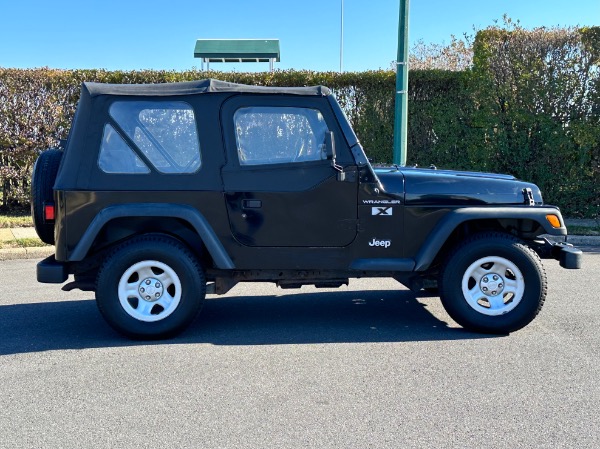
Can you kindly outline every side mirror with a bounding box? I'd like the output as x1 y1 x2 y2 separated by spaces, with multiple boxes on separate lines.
324 131 336 160
325 131 346 181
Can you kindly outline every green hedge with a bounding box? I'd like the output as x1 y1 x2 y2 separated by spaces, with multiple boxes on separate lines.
1 31 599 217
468 26 600 217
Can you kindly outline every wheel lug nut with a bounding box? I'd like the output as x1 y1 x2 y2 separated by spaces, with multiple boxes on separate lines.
498 283 503 288
140 287 145 293
493 275 498 281
155 282 161 288
146 279 151 285
483 277 488 283
145 295 151 300
492 291 497 295
155 292 160 298
483 287 488 292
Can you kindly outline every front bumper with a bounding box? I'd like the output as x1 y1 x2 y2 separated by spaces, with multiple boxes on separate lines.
535 238 583 269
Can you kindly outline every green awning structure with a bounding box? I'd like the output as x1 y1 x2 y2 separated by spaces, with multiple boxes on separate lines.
194 39 280 71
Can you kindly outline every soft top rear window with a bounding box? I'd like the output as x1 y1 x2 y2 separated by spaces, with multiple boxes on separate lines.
107 101 201 174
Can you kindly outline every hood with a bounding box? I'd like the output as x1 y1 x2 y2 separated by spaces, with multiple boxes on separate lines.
374 166 543 206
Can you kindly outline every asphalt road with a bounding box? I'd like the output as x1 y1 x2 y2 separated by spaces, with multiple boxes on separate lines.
1 251 599 449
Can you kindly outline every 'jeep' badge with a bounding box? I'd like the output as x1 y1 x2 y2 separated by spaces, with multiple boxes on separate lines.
369 239 391 248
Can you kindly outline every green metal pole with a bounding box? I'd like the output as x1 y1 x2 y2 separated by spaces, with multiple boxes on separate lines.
393 0 409 165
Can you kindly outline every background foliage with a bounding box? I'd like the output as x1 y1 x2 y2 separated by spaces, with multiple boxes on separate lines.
0 23 598 216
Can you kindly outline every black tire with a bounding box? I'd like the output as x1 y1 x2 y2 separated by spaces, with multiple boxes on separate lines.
439 232 547 334
96 235 206 339
31 149 63 244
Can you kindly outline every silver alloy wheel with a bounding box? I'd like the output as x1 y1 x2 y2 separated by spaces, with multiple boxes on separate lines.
461 256 525 316
117 260 182 322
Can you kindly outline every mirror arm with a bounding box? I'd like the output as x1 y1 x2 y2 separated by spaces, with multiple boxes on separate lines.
325 131 345 180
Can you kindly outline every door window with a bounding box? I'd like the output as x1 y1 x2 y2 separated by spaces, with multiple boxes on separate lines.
233 107 330 165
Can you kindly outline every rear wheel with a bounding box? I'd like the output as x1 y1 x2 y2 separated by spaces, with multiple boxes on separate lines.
31 149 63 244
439 232 547 334
96 235 205 339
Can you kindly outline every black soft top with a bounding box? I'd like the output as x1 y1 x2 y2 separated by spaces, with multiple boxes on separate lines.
83 79 331 97
55 79 343 191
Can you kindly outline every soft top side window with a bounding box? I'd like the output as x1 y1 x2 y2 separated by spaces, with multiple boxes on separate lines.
234 107 330 166
108 101 201 174
98 124 150 174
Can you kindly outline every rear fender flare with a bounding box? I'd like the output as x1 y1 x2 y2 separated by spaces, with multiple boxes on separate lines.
69 203 234 269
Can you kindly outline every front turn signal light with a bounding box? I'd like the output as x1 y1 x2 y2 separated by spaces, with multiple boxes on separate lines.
546 214 561 228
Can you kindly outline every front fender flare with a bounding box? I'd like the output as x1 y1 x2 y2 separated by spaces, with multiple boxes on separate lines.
68 203 235 269
413 206 566 271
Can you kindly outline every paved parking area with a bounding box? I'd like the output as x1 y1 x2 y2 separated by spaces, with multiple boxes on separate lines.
1 253 598 449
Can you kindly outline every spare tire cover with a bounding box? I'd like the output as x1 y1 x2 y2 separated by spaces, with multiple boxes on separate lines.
31 149 63 245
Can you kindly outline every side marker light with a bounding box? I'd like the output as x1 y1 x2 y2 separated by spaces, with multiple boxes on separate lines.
546 214 561 228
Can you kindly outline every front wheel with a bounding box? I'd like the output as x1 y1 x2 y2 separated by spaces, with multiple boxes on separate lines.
96 235 205 339
439 232 547 334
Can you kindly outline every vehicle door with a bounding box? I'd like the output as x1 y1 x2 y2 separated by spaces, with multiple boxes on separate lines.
221 95 358 247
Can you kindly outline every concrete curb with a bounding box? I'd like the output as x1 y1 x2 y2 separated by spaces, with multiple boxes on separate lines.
547 235 600 248
0 246 55 261
571 236 600 247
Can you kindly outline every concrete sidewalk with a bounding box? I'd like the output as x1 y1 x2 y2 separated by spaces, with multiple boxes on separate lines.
0 227 54 261
0 227 40 240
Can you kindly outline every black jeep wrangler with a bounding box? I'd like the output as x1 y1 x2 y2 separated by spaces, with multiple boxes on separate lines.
32 79 582 339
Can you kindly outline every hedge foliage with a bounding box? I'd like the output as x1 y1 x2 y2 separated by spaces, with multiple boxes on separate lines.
469 25 600 218
0 25 598 216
